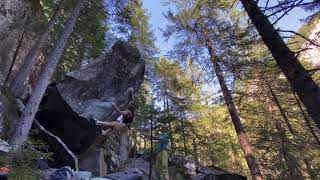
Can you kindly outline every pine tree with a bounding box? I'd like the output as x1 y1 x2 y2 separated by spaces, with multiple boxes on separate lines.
163 1 263 178
10 0 87 151
239 0 320 129
9 0 66 97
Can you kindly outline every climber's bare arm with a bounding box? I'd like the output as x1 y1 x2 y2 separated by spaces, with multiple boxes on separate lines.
112 102 127 115
112 102 132 116
141 132 164 142
96 121 116 128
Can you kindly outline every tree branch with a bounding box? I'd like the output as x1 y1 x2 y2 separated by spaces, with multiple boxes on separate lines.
278 29 320 48
34 119 79 171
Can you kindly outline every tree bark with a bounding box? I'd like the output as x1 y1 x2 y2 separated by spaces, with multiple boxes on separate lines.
10 0 66 97
191 130 199 164
304 158 316 180
265 99 304 179
240 0 320 129
267 84 294 134
168 121 176 155
180 113 188 156
291 86 320 145
149 117 153 180
34 119 78 171
9 0 87 151
202 29 263 180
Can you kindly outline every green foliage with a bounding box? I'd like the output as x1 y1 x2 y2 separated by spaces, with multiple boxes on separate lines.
0 139 52 180
112 0 158 58
39 0 108 79
287 13 320 53
28 0 42 12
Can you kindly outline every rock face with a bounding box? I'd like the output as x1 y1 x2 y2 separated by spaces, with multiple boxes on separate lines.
102 157 246 180
36 41 145 176
0 0 46 95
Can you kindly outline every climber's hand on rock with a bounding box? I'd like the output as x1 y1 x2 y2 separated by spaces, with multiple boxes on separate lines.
96 121 103 125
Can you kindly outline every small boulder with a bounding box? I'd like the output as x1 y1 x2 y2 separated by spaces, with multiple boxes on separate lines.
0 139 10 153
72 171 92 180
104 168 143 180
49 166 73 180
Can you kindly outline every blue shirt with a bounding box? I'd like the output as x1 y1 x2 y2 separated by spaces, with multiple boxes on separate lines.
155 133 169 152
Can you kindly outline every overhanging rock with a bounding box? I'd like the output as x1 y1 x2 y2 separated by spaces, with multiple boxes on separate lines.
36 41 145 171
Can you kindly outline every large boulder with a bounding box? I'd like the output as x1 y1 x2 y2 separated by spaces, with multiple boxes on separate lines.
36 41 145 175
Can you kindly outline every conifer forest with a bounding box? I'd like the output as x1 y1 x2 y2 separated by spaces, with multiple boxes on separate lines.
0 0 319 179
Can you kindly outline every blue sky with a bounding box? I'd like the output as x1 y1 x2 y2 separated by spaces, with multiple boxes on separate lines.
141 0 311 55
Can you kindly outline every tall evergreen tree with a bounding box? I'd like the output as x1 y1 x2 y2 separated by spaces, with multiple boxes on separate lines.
9 0 66 97
239 0 320 129
163 1 263 178
10 0 87 151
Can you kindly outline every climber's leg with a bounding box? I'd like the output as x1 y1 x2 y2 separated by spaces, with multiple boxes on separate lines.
155 151 162 179
155 150 169 180
96 121 118 129
160 150 169 180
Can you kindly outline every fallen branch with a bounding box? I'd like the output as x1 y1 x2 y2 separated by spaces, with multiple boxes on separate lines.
34 119 79 171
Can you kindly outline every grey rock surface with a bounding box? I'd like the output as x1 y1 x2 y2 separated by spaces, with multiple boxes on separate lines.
0 139 10 153
0 0 46 96
72 171 92 180
169 155 247 180
104 168 143 180
56 40 145 121
36 41 145 175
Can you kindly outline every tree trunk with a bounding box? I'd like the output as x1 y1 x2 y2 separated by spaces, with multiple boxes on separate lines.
4 30 25 85
240 0 320 129
144 121 147 151
304 158 316 180
10 0 66 97
291 86 320 145
265 94 304 179
191 132 199 164
202 29 263 180
272 115 304 179
9 0 86 151
149 117 153 180
168 121 176 155
267 84 294 134
180 113 188 156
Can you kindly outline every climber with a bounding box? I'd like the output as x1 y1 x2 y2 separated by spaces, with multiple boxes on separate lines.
142 124 170 180
96 101 136 130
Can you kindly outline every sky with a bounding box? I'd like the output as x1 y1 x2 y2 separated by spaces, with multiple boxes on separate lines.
141 0 312 55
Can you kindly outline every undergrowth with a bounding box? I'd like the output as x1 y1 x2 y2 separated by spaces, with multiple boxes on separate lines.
0 138 52 180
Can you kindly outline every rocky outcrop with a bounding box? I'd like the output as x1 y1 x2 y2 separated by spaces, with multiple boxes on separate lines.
169 155 246 180
100 157 246 180
35 41 145 176
0 0 46 97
